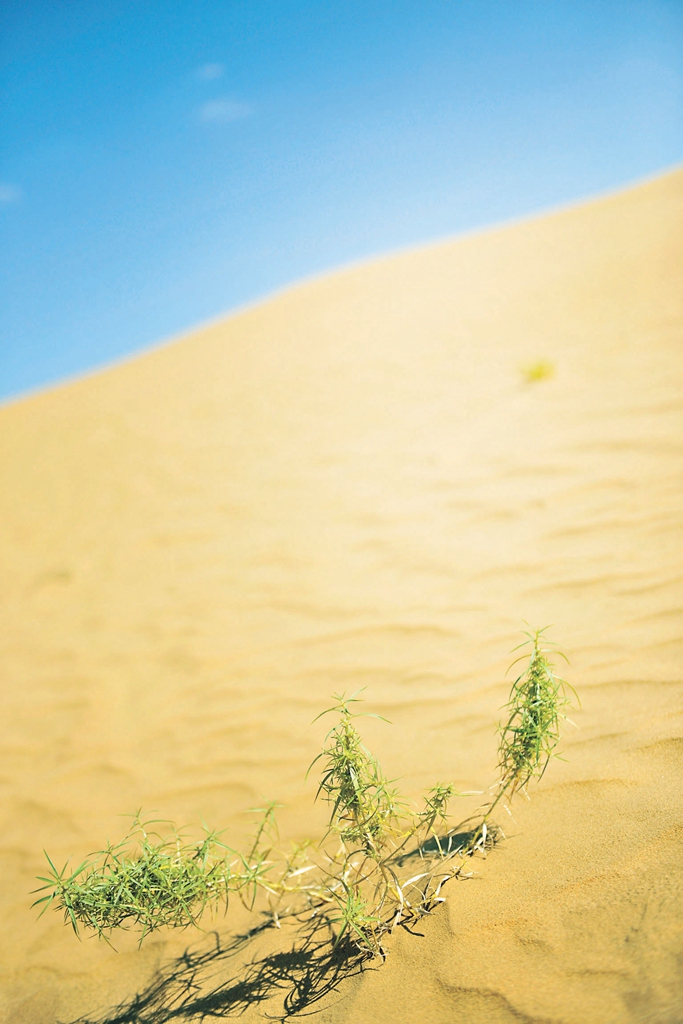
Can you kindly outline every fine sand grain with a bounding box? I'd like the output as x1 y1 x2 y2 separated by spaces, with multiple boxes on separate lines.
0 169 682 1023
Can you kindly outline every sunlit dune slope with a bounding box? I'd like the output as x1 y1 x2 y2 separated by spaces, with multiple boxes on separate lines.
0 168 682 1023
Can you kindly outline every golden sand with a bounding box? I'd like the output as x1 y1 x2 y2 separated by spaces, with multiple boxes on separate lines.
0 168 682 1023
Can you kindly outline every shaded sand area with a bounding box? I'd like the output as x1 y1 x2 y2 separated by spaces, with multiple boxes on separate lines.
1 169 682 1023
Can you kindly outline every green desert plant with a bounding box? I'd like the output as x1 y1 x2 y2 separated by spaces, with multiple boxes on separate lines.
34 629 575 957
33 816 231 943
327 881 383 955
463 627 577 845
291 692 464 954
308 691 403 856
32 808 279 945
497 627 575 794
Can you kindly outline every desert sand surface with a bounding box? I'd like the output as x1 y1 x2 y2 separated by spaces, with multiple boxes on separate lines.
1 168 682 1024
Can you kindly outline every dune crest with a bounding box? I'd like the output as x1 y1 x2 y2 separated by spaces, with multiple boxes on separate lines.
0 169 682 1023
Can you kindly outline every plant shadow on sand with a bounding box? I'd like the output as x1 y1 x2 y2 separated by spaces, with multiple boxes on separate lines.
68 915 378 1024
69 827 485 1024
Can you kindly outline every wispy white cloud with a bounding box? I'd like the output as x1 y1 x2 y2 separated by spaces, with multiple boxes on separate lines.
0 183 21 204
198 98 253 124
197 63 224 81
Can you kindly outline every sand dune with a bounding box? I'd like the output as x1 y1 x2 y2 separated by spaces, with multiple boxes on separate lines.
0 168 682 1023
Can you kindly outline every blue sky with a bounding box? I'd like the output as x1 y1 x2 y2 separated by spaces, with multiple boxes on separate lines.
1 0 682 402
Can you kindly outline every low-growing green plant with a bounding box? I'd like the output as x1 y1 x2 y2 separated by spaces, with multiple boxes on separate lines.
33 808 279 945
35 628 576 959
33 817 232 943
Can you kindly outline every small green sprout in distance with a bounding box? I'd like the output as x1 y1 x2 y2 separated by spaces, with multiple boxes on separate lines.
521 359 555 383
